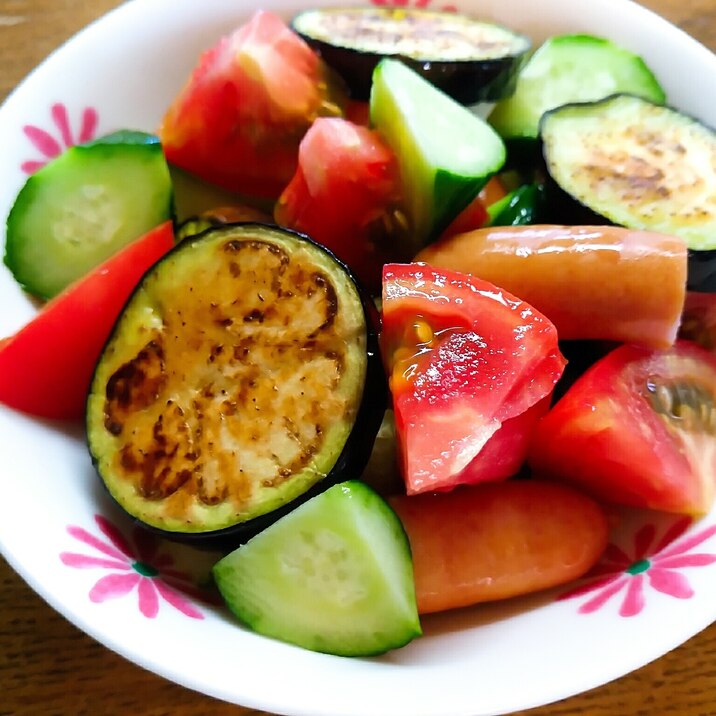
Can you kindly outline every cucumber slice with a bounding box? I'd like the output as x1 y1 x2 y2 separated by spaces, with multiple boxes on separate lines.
486 183 545 226
213 480 421 656
5 130 173 299
370 58 505 253
488 34 666 142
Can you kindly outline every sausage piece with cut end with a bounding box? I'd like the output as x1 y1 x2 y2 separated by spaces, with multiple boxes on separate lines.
416 224 687 348
390 480 608 615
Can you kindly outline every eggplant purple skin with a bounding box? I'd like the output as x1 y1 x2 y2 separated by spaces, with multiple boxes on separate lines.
686 251 716 292
538 95 716 293
89 222 389 552
300 36 529 104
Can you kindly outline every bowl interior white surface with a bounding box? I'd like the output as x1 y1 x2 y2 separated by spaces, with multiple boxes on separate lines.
2 1 716 715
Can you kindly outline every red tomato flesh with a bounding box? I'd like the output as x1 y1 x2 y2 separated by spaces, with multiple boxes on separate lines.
390 480 609 614
0 221 175 422
529 340 716 515
159 11 344 198
454 397 549 487
382 263 565 494
275 117 402 292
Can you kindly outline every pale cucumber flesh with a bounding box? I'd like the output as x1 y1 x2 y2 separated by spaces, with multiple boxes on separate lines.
213 480 421 656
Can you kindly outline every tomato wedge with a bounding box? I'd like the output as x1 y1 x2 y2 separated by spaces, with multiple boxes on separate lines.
382 263 565 494
159 11 345 198
274 117 402 292
0 221 175 422
529 340 716 515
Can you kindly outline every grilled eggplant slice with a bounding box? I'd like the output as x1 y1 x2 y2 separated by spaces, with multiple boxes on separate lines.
86 223 385 545
292 7 530 103
541 94 716 290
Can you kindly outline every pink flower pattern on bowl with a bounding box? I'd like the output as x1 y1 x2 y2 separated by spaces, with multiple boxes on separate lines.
60 514 212 620
21 102 98 174
559 517 716 617
370 0 459 12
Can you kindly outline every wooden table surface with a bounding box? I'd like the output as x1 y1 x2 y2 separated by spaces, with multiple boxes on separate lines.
2 1 716 714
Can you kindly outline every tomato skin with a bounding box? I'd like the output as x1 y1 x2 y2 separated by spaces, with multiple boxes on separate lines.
478 175 508 207
528 340 716 514
159 11 344 198
344 100 370 126
382 263 565 494
275 117 402 292
0 222 175 421
435 176 508 242
389 480 608 614
437 193 488 241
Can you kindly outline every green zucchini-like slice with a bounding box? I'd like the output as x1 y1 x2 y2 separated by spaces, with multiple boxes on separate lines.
292 7 530 103
87 224 385 542
213 480 421 656
489 34 666 143
5 130 173 300
542 94 716 246
370 58 505 253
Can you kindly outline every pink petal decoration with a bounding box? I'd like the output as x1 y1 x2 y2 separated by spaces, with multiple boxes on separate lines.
633 524 657 561
155 580 205 619
656 553 716 569
137 578 160 619
658 524 716 560
648 568 694 599
66 525 130 563
600 542 633 569
90 572 141 603
132 525 163 564
654 516 693 553
96 515 136 560
619 575 645 617
559 575 621 601
578 576 629 614
160 567 197 582
163 576 224 606
20 103 99 175
20 159 46 173
51 103 73 147
78 107 99 143
60 552 131 571
22 124 61 158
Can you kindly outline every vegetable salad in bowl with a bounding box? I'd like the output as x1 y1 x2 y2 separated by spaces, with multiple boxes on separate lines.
2 0 716 714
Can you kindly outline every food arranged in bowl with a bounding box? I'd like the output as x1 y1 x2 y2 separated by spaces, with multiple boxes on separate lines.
2 1 716 713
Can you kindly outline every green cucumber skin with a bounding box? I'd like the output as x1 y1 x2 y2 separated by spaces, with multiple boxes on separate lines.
433 168 493 237
487 183 546 226
4 131 173 300
213 480 421 657
370 58 505 252
489 34 666 142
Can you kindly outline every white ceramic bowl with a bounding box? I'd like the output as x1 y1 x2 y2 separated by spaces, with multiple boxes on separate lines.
2 1 716 715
